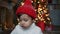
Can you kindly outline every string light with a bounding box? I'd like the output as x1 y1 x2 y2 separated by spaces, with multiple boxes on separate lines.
36 0 51 24
43 10 47 13
39 4 42 8
37 1 40 3
45 14 49 16
21 2 24 6
31 0 33 3
47 17 50 20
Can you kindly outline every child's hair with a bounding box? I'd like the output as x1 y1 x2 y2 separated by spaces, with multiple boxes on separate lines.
17 14 33 20
17 14 22 19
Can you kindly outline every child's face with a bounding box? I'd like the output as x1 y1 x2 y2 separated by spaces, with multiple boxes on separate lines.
19 14 33 28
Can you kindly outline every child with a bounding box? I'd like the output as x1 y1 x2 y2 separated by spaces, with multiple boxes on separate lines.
11 0 43 34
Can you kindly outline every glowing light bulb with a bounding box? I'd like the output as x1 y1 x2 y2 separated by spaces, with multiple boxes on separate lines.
37 1 40 3
47 17 50 20
21 2 24 6
35 18 38 20
45 14 49 16
43 10 47 13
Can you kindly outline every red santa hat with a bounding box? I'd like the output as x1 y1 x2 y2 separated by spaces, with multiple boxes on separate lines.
16 0 45 31
16 0 37 19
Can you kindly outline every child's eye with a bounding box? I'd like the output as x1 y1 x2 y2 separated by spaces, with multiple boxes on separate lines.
24 19 28 22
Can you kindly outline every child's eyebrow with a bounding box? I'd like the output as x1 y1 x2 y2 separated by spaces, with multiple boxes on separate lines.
20 17 28 20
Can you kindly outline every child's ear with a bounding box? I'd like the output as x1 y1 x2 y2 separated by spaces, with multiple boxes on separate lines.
17 18 19 22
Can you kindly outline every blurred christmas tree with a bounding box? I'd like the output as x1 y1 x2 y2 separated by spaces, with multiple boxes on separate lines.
32 0 51 26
